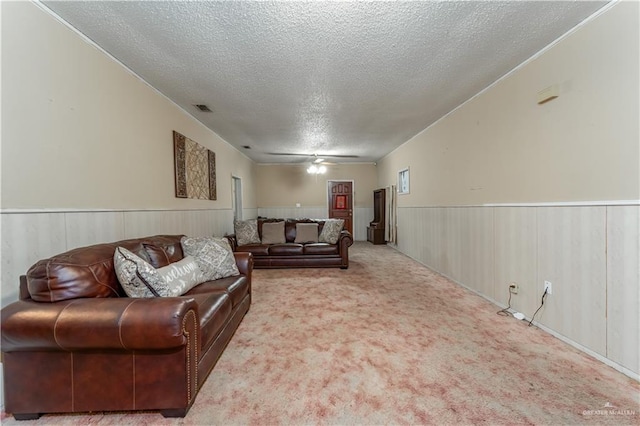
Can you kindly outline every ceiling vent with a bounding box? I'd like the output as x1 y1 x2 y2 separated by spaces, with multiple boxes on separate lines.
193 104 212 112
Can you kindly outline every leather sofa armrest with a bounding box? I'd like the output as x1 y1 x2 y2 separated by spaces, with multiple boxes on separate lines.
233 252 253 277
1 297 198 352
338 230 354 250
337 230 353 269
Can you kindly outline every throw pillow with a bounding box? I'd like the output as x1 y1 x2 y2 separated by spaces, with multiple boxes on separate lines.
234 219 260 246
156 255 203 296
294 223 319 243
181 236 240 281
114 247 171 298
261 221 285 244
318 219 344 244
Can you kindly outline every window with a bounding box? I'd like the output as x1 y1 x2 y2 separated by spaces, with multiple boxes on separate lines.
398 168 409 194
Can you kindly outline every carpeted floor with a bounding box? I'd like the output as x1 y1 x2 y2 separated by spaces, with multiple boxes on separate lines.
2 242 638 425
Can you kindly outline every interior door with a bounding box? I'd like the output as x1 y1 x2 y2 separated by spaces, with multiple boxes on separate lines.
328 181 353 235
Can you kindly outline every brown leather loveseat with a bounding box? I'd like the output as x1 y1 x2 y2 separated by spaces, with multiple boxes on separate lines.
226 218 353 269
1 235 252 420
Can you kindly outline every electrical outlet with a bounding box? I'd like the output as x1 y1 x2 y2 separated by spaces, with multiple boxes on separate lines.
544 280 553 295
509 283 518 294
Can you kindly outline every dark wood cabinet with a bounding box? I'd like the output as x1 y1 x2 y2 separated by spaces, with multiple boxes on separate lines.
367 188 386 245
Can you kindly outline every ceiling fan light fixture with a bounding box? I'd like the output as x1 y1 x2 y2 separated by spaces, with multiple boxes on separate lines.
307 164 327 174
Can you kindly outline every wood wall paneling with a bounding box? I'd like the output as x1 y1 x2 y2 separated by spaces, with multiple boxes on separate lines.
536 207 607 356
65 212 126 249
493 207 538 317
461 207 495 299
606 206 640 374
1 213 67 306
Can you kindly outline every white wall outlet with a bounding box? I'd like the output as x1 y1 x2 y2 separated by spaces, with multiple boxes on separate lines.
544 280 553 295
509 283 518 294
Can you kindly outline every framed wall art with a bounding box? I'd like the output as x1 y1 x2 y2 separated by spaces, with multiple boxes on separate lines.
173 131 217 200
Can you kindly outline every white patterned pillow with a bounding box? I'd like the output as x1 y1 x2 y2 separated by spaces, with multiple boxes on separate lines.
156 255 204 296
234 219 261 246
181 236 240 281
318 219 345 244
114 247 171 298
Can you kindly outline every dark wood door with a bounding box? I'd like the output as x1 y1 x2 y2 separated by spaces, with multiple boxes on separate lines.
328 181 353 235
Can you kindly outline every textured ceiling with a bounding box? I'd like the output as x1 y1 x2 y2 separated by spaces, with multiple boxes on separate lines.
42 1 608 164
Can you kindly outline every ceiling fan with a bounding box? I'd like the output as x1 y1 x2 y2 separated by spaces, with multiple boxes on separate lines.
266 152 358 165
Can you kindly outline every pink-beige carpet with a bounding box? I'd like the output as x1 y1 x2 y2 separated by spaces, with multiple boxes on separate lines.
2 242 638 425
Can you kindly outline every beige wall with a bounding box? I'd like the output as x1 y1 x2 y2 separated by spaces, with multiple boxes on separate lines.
256 163 378 208
378 2 639 205
1 2 256 211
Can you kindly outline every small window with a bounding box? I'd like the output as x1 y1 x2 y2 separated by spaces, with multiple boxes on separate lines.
398 168 410 195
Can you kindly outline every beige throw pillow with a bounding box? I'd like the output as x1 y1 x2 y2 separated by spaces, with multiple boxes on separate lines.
261 221 285 244
294 223 319 243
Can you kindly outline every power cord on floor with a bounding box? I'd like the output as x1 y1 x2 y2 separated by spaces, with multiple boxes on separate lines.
528 288 549 326
497 289 513 317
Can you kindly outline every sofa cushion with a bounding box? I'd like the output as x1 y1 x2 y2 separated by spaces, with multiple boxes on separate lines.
234 219 261 246
191 292 232 352
303 243 339 255
319 219 345 244
261 221 286 244
143 239 184 268
268 243 304 256
181 236 240 281
25 239 150 302
236 244 270 256
185 275 248 308
294 223 319 243
114 247 171 298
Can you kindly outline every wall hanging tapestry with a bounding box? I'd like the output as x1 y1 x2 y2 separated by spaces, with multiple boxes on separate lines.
173 131 217 200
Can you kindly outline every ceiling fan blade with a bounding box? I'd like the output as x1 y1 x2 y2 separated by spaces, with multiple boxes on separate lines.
266 152 310 157
266 152 359 159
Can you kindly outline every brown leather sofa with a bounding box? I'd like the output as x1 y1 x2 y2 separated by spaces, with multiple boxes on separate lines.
0 235 252 420
225 218 353 269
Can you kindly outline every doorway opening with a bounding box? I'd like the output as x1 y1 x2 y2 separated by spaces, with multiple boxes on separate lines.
232 176 243 221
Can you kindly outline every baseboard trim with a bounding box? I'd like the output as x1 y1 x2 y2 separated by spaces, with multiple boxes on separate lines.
530 322 640 382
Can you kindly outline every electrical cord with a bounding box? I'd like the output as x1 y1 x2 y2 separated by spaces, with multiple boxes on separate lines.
528 288 549 326
497 289 513 317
